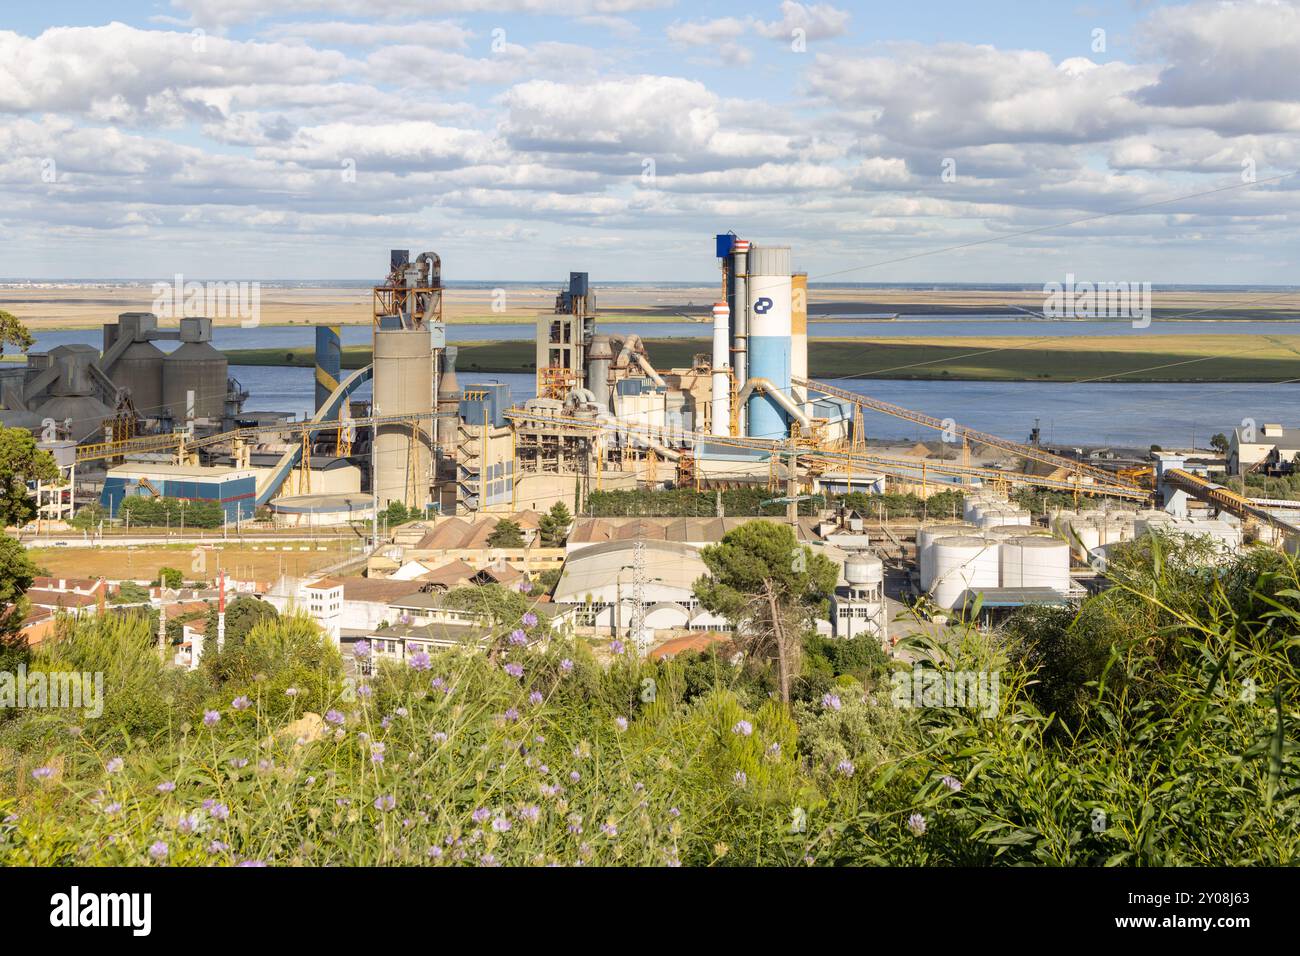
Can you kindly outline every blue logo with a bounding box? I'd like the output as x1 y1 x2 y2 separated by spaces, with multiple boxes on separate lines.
753 297 773 314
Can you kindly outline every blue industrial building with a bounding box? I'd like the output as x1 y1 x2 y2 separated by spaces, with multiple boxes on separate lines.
100 464 258 521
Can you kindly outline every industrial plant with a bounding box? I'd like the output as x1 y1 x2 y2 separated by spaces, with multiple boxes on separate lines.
7 235 1300 656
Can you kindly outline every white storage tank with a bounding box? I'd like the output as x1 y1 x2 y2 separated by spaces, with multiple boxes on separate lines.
1000 537 1071 591
929 535 999 610
917 522 978 590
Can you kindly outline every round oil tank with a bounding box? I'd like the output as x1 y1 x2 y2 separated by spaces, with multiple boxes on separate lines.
917 522 977 590
1068 521 1101 557
110 339 166 417
1000 537 1070 590
163 341 227 420
929 535 999 610
990 523 1047 537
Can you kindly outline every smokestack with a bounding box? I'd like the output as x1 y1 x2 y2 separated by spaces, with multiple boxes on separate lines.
730 240 750 434
711 302 730 436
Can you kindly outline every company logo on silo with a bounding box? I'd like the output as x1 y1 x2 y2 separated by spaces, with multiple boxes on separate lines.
752 297 774 314
151 274 261 328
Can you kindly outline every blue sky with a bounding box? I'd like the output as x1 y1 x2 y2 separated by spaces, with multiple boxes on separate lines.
2 0 1298 283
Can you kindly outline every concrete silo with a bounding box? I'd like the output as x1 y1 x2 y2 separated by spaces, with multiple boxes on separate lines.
745 244 792 439
163 317 227 421
372 326 433 510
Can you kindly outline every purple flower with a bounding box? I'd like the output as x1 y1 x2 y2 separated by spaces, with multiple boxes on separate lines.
518 581 532 594
472 807 490 823
907 813 927 837
509 629 528 646
207 840 229 854
601 821 618 837
228 758 248 769
148 841 168 860
374 795 396 812
104 802 122 815
614 716 628 732
821 693 842 712
522 612 538 628
560 658 574 673
408 651 431 672
731 720 753 736
324 709 345 726
106 757 124 774
504 707 520 722
203 710 220 727
284 687 299 698
733 771 747 787
528 691 543 706
370 743 386 765
210 803 230 821
237 860 267 867
231 695 250 711
431 677 445 689
518 805 541 823
31 766 54 780
353 640 371 659
357 684 373 698
836 759 855 777
569 771 581 783
428 846 443 859
504 662 524 679
941 775 962 792
766 742 781 757
491 816 512 832
157 780 176 793
431 732 448 745
668 807 680 818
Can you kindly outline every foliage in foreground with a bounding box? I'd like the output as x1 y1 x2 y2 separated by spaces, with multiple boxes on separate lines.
1 540 1298 866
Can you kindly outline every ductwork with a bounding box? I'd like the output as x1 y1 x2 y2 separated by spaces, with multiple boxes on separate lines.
416 251 441 288
586 334 613 410
615 335 665 387
735 377 811 435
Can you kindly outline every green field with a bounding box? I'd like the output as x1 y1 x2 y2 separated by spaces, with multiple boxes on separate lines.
225 333 1300 382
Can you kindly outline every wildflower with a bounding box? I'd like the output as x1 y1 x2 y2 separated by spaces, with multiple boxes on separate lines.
472 807 490 824
207 840 229 854
210 803 230 821
569 771 581 783
31 766 54 780
518 581 532 594
941 775 962 792
518 805 541 823
610 639 624 655
522 612 538 628
357 684 373 698
504 662 524 679
353 640 371 659
395 707 408 718
668 807 680 818
104 802 122 815
529 691 543 706
203 710 221 727
374 795 396 812
560 659 573 673
491 816 512 833
106 757 124 774
258 759 273 772
908 813 927 837
231 695 250 711
731 720 753 736
567 814 583 835
601 821 618 837
733 771 747 787
408 651 431 672
428 846 443 859
285 687 299 698
370 743 386 765
157 781 176 793
148 841 168 861
324 709 345 726
614 716 628 732
431 677 445 689
836 759 855 777
540 783 562 798
821 693 842 712
509 629 528 646
177 813 199 835
431 732 448 745
504 707 520 722
229 758 248 769
237 860 267 867
766 742 781 758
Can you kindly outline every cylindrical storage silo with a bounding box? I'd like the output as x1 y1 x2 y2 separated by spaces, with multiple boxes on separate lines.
436 346 461 453
929 535 999 610
163 318 227 420
710 303 730 436
745 245 792 439
1001 537 1071 590
373 326 433 511
917 522 977 590
1068 518 1101 558
111 338 166 418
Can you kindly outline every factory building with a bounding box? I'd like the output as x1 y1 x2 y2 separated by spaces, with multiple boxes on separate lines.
100 463 257 521
830 552 888 646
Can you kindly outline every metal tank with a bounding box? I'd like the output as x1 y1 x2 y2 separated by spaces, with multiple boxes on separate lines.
436 345 461 453
586 334 613 412
917 522 978 591
163 317 227 420
745 244 792 439
1000 537 1070 590
373 326 433 510
34 345 113 443
108 312 165 416
929 535 999 610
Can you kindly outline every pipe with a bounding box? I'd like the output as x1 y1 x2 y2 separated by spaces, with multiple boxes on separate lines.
565 387 598 408
711 302 730 436
735 377 811 435
730 241 750 435
596 413 680 461
615 335 666 387
416 251 441 288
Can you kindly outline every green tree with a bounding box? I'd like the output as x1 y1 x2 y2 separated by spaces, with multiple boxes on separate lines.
203 596 279 665
0 535 38 647
156 567 183 589
487 518 525 548
538 502 572 548
0 310 34 357
1209 433 1229 455
0 427 60 528
383 501 410 526
694 521 839 703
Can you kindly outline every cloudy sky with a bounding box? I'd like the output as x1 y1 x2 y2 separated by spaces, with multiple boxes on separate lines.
2 0 1298 282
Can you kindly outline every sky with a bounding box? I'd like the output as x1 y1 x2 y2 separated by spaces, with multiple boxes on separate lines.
1 0 1299 283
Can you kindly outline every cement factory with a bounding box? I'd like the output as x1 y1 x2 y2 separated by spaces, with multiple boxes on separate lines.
8 236 1300 655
